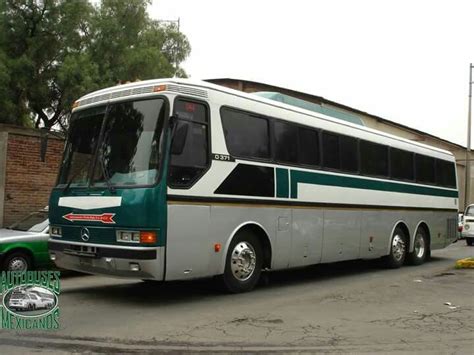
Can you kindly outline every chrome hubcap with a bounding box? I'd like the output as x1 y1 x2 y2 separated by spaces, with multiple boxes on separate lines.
8 257 28 271
231 242 257 281
414 233 425 258
392 235 406 261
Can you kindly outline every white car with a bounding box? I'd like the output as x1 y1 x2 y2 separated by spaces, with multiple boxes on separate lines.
462 205 474 246
8 292 53 311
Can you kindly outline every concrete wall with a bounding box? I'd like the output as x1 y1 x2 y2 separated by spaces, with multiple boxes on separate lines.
0 124 64 227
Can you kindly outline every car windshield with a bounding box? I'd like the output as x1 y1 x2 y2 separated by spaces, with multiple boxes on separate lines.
58 98 167 188
9 211 48 232
11 294 27 300
466 206 474 216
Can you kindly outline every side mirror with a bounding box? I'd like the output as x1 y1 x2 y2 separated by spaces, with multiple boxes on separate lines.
170 122 188 155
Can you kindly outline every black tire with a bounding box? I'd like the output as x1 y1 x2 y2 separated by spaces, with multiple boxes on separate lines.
141 280 164 285
383 227 407 268
220 231 263 293
3 251 32 271
407 228 429 265
467 238 474 246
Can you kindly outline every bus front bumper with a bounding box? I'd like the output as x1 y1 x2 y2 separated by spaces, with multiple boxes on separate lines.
48 240 164 280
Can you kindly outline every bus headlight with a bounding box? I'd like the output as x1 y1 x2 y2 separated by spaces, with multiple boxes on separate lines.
116 230 157 244
50 226 62 237
116 230 140 243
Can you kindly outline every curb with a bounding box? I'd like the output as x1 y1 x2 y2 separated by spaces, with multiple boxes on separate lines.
455 258 474 269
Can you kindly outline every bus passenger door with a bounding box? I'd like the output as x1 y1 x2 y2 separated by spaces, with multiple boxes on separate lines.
166 204 211 280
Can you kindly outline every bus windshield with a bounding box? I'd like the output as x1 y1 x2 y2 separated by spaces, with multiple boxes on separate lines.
58 98 167 188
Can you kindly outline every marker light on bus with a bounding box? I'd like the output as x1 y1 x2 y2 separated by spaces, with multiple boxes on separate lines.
140 231 157 244
72 101 80 109
153 84 167 92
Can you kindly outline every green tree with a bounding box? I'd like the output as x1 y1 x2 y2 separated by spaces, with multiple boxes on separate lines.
0 0 190 130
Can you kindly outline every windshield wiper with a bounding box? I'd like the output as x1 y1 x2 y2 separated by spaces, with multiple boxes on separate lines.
99 152 116 194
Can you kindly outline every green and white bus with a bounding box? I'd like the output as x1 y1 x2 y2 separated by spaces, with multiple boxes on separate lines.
48 79 459 292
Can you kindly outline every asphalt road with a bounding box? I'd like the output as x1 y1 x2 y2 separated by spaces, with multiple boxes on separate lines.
1 242 473 354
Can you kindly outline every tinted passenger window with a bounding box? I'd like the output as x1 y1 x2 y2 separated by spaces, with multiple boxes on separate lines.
221 108 270 159
339 135 358 173
274 121 298 163
322 132 358 173
415 155 435 184
360 141 388 176
169 100 209 187
436 159 456 187
322 132 340 169
390 148 414 181
298 127 320 166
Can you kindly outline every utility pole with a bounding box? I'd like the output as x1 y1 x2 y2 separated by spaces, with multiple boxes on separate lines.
465 63 473 209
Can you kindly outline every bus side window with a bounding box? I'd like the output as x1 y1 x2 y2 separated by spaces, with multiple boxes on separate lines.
168 100 209 188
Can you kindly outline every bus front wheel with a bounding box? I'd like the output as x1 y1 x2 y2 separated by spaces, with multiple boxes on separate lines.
383 227 407 268
220 231 263 293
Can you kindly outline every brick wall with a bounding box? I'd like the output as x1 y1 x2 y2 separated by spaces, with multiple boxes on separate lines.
2 132 64 226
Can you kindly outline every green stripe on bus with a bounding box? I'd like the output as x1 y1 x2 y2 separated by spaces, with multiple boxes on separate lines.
289 170 458 198
276 168 289 198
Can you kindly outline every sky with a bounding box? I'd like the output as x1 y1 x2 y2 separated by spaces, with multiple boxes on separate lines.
149 0 474 146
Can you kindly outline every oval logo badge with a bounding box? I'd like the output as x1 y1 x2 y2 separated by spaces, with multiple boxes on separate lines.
81 227 90 242
2 285 58 318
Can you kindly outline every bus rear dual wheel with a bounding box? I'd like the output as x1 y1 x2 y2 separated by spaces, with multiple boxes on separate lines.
220 231 263 293
384 227 429 268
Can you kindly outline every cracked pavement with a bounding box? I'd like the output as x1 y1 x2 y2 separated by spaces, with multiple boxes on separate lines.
0 242 473 353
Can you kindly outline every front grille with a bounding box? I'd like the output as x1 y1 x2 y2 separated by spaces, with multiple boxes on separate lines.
49 241 157 260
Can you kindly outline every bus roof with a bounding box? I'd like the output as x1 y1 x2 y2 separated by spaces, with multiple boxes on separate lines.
75 78 455 159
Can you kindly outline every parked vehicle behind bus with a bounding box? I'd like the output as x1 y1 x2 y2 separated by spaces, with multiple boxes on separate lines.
48 79 459 292
461 204 474 246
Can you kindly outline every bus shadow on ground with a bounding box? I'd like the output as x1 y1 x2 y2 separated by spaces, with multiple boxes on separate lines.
60 256 449 306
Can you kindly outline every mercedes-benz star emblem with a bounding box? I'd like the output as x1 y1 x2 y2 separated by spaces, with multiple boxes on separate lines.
80 227 90 242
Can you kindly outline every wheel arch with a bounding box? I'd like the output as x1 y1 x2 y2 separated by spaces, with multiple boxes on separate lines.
387 220 410 255
221 221 273 274
1 245 35 267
